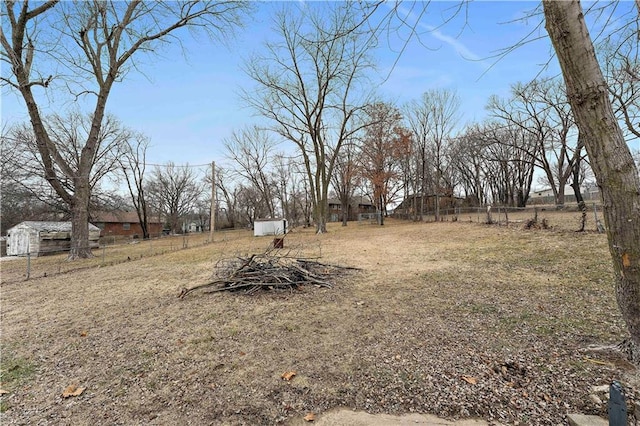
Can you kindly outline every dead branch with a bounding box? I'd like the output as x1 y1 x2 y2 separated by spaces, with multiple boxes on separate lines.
178 253 360 299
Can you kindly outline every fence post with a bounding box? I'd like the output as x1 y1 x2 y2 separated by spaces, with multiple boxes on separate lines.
26 252 31 280
593 203 604 233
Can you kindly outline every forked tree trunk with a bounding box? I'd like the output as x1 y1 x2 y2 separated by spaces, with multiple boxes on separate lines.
544 0 640 360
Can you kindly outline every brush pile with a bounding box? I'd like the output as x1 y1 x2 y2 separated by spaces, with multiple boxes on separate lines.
179 253 359 298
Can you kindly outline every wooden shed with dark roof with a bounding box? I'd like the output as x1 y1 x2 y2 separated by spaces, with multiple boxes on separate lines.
6 221 100 257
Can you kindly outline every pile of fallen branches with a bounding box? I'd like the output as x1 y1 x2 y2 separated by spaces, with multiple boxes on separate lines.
179 253 359 298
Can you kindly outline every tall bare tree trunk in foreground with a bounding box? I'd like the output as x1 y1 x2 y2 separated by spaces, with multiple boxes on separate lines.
543 0 640 360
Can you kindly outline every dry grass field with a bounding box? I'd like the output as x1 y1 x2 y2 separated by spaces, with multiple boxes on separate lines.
1 211 638 425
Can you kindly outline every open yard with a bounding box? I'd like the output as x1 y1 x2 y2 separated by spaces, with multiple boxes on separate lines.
1 214 638 425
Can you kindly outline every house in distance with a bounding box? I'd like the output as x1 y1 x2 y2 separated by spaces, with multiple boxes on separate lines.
91 211 163 238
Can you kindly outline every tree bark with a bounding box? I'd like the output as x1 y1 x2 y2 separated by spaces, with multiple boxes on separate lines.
571 168 588 233
70 177 93 258
544 0 640 358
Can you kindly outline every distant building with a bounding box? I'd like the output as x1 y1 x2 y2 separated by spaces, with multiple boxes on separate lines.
92 211 163 237
327 196 376 222
254 218 287 237
6 221 100 257
529 186 601 205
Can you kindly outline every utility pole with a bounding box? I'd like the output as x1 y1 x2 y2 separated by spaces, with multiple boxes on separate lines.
210 161 216 242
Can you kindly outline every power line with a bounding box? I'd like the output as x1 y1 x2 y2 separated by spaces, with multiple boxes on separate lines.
138 162 212 168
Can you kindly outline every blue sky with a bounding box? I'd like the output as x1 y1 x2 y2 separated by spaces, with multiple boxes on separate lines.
2 1 638 167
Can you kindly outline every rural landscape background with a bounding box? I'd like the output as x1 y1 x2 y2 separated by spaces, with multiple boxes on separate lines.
2 213 638 425
1 1 639 424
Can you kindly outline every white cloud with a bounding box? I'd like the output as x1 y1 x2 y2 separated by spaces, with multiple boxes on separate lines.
391 3 489 69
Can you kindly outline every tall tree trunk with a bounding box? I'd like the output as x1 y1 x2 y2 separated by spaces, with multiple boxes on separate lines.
70 177 92 259
341 196 349 226
544 0 640 360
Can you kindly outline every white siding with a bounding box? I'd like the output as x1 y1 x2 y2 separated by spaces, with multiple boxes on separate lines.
253 219 287 237
6 223 37 256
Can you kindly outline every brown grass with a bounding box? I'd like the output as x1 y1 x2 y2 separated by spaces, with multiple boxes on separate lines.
1 213 637 425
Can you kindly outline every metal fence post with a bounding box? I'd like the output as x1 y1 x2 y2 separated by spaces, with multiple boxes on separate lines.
26 252 31 280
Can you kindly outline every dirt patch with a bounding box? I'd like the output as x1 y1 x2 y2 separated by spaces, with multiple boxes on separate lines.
287 408 489 425
1 219 637 425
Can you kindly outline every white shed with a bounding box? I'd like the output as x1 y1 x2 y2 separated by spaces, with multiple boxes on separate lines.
6 221 100 257
253 218 287 237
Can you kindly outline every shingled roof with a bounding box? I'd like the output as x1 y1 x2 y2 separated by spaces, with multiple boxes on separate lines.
17 221 100 232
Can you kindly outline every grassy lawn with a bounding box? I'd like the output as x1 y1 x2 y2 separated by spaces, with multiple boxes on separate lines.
1 214 637 425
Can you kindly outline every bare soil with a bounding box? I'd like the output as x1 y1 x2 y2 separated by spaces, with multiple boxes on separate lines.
1 216 638 425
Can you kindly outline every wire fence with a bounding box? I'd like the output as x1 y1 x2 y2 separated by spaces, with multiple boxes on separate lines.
0 230 252 284
394 203 606 231
1 204 608 283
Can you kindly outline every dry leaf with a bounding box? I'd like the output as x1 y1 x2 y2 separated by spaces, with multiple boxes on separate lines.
80 331 87 337
62 384 85 398
0 389 9 395
461 375 478 385
281 371 296 381
303 412 316 422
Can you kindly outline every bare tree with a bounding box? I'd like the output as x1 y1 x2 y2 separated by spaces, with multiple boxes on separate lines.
487 78 579 206
146 163 204 234
544 0 640 360
404 96 432 221
118 132 151 239
598 10 640 141
213 167 240 229
243 3 374 233
329 139 359 226
0 1 250 258
1 124 66 232
223 126 277 218
4 112 129 232
404 89 460 220
272 153 310 225
449 125 489 207
481 122 538 207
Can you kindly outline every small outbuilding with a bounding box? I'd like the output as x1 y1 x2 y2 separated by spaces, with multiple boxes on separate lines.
253 218 287 237
6 221 100 257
